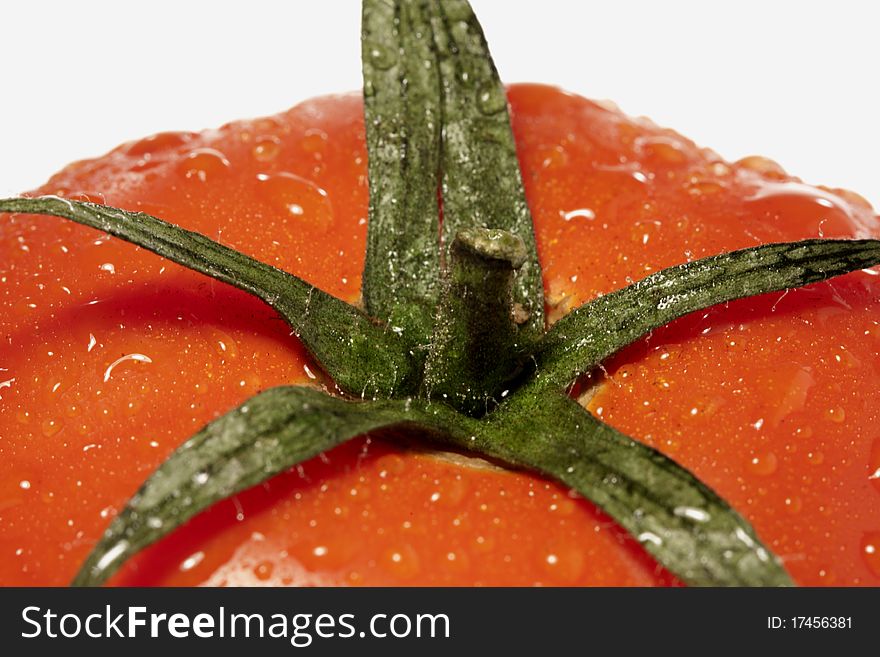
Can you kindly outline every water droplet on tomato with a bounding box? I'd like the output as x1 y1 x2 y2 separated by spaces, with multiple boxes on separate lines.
103 353 153 383
538 145 568 170
768 366 814 427
253 560 274 581
177 148 230 182
68 191 106 204
541 544 585 583
252 136 281 162
562 208 595 222
868 438 880 494
237 372 262 393
127 131 191 157
436 476 469 508
635 135 687 164
256 172 333 229
736 155 787 178
686 179 725 196
824 406 846 424
179 550 205 572
473 534 495 553
631 219 662 246
301 129 328 153
209 329 239 360
861 532 880 579
747 450 778 476
41 418 63 437
382 544 421 580
746 181 865 238
784 496 803 514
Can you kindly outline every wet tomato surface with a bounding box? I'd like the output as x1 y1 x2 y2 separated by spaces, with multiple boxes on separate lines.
1 84 878 585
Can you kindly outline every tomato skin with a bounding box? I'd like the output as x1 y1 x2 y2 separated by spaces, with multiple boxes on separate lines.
1 84 878 586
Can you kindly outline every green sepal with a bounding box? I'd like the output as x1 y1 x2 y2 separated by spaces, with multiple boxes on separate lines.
445 388 794 587
0 196 418 398
362 0 443 345
71 386 444 586
537 238 880 388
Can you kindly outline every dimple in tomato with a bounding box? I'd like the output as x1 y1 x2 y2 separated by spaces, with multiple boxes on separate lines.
1 3 879 587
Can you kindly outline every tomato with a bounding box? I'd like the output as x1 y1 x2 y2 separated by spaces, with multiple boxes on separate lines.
1 84 878 586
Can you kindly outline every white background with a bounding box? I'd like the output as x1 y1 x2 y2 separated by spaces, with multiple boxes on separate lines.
1 0 878 208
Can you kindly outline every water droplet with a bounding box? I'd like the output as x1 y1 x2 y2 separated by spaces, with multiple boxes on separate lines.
256 172 333 229
180 550 205 572
127 131 191 157
382 544 421 580
376 453 407 477
473 534 495 553
538 144 568 170
301 129 328 153
68 190 106 204
0 378 15 400
736 155 787 178
746 181 864 238
177 148 230 182
103 353 152 383
687 179 725 196
476 84 506 115
825 406 846 424
562 208 595 222
367 42 396 70
867 438 880 493
806 450 824 466
41 418 63 437
769 367 814 427
635 135 687 164
784 496 803 514
747 450 778 476
19 480 31 490
541 544 585 583
860 532 880 579
252 136 281 162
209 329 238 359
253 560 274 581
94 540 129 574
631 219 662 246
673 506 711 522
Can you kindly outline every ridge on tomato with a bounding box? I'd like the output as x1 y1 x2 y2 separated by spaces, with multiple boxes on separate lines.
1 0 879 587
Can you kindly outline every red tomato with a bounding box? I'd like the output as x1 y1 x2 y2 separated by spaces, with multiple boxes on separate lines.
1 84 878 586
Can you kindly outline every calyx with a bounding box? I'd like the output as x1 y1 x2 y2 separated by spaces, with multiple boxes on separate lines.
2 0 878 587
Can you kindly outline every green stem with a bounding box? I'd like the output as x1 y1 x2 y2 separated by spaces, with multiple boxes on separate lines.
422 228 529 414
